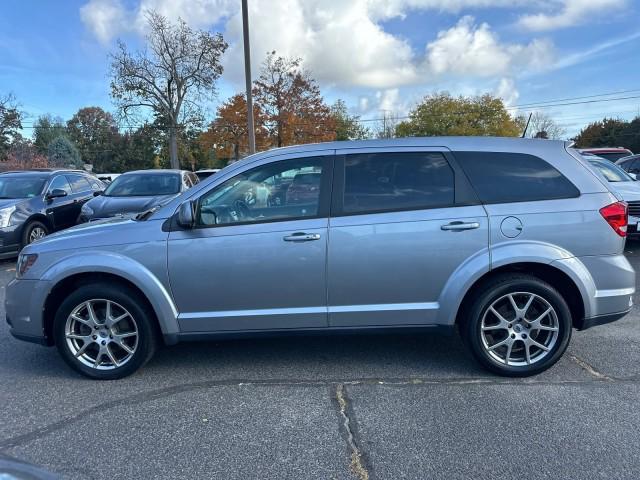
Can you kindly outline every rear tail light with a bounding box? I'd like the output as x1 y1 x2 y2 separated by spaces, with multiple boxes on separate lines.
600 201 628 237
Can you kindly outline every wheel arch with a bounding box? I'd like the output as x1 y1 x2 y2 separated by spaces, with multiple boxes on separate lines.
454 262 588 329
40 254 179 346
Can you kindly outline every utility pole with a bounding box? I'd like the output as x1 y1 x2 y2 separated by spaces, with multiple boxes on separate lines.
242 0 256 155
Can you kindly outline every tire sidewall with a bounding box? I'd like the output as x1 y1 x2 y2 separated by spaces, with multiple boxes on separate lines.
465 278 572 377
53 283 156 380
22 220 48 248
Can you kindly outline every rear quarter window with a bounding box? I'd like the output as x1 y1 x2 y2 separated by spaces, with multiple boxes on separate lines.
454 151 579 204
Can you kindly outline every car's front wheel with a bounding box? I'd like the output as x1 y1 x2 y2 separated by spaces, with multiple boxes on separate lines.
460 274 572 377
53 283 158 379
22 220 48 247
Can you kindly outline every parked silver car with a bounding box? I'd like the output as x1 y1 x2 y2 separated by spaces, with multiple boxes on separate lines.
587 157 640 234
6 137 635 379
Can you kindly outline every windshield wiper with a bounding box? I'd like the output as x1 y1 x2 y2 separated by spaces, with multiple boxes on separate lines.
135 207 157 221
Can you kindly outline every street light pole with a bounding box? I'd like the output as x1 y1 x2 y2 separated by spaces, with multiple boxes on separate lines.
242 0 256 155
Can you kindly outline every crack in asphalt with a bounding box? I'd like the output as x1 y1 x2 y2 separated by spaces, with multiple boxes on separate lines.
569 354 615 380
335 384 370 480
0 374 633 451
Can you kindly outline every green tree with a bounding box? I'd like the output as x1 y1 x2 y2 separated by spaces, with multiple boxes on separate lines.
67 107 120 172
396 92 523 138
33 115 67 155
0 93 22 159
48 136 83 169
117 124 160 171
330 99 369 141
572 117 635 149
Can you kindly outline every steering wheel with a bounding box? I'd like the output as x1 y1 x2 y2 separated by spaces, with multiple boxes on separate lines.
232 200 251 220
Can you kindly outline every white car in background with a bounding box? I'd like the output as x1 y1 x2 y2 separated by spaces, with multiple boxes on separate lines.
588 157 640 235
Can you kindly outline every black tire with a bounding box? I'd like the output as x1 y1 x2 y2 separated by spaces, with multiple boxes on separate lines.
21 220 49 248
460 274 572 377
53 283 159 380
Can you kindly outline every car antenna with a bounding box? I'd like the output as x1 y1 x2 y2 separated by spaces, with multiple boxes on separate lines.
521 112 532 138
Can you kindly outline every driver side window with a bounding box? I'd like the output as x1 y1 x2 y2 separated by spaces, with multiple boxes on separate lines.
48 176 72 194
197 157 327 227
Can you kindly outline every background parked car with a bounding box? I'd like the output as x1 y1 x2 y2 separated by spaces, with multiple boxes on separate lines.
195 169 220 181
615 154 640 176
587 157 640 234
79 169 198 222
579 147 633 162
0 168 105 258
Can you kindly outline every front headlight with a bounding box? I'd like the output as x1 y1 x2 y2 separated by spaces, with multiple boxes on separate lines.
0 205 16 228
16 253 38 278
81 203 94 217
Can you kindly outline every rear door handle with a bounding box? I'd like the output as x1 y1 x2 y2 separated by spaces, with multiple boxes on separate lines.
441 221 480 231
283 232 321 242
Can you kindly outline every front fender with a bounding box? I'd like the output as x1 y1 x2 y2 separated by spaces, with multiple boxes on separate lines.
40 252 180 340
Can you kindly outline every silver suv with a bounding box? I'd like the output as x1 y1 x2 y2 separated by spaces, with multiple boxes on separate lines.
6 137 635 379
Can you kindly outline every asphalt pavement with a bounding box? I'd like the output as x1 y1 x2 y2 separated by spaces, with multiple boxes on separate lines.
1 242 640 479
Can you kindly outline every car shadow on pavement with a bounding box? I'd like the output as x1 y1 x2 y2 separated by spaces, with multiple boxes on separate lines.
149 332 490 381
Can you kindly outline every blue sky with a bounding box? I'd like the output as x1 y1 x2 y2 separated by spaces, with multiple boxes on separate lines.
1 0 639 138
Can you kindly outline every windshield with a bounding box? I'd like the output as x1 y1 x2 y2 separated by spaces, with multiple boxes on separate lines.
0 176 45 198
589 159 634 182
104 173 180 197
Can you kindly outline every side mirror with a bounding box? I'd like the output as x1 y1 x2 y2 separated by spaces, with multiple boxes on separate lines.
46 188 67 200
177 201 196 229
93 190 103 197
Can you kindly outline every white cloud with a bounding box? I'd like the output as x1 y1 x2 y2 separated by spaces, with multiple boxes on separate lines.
134 0 234 31
519 0 626 31
494 77 519 106
221 0 418 89
80 0 128 44
424 16 554 77
552 30 640 69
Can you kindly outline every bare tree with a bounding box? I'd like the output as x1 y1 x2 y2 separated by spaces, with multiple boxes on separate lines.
109 11 227 169
374 111 401 139
526 111 566 140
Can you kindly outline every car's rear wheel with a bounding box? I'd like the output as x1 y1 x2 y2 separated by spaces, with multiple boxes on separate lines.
22 220 48 247
53 283 158 379
460 274 572 376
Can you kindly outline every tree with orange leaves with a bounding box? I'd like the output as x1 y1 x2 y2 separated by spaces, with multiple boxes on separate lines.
253 52 335 148
200 93 269 164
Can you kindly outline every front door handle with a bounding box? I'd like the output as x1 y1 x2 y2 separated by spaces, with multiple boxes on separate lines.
283 232 321 242
441 221 480 231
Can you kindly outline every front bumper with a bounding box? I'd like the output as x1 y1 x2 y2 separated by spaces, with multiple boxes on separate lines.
0 224 23 259
5 277 53 345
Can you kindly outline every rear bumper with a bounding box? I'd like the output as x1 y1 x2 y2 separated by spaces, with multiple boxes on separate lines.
553 254 635 323
576 308 632 331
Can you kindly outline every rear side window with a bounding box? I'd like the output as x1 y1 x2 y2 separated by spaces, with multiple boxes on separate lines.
341 152 454 214
66 174 92 193
455 152 579 204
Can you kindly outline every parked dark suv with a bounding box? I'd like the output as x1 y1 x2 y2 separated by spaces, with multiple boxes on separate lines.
0 169 104 258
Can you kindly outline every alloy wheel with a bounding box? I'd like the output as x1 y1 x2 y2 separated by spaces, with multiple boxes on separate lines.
28 227 46 243
64 299 138 370
480 292 559 366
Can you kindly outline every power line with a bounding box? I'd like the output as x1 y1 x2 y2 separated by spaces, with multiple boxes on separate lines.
14 92 640 132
